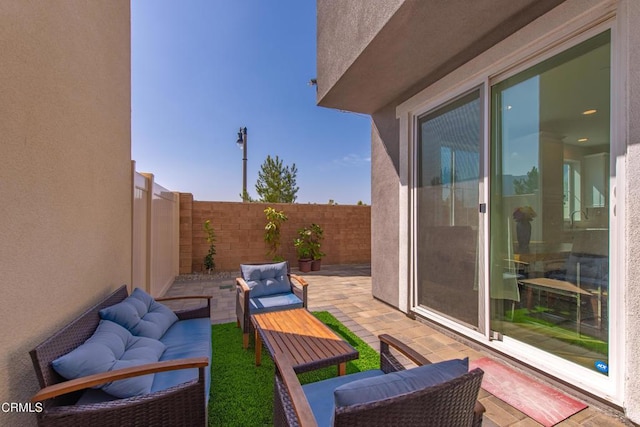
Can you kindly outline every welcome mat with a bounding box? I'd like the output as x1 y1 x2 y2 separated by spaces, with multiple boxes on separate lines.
470 357 588 426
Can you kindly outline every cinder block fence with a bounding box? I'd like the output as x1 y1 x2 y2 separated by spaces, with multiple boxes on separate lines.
179 193 371 273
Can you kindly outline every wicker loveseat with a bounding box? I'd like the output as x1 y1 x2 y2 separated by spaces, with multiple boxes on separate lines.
30 285 212 427
274 334 485 427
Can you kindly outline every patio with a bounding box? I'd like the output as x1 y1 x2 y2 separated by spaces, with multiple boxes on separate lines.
163 264 628 426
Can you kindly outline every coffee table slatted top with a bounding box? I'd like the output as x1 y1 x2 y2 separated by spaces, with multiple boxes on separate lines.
251 308 359 374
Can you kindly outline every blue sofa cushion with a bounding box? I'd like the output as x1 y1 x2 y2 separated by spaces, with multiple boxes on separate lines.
52 320 166 398
152 318 212 403
301 370 385 427
100 288 178 339
241 262 291 298
249 292 303 314
334 358 469 408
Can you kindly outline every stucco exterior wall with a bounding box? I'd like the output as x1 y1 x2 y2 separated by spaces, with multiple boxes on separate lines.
0 2 131 425
371 105 402 309
623 0 640 421
316 0 403 104
317 0 565 114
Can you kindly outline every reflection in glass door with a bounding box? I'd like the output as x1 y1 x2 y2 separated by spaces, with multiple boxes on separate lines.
416 90 481 328
490 31 611 375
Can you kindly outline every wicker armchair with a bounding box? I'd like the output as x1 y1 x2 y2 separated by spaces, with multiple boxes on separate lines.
274 334 485 427
29 285 212 427
236 261 308 348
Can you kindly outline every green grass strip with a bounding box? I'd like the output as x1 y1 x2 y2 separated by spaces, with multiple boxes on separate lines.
208 311 379 427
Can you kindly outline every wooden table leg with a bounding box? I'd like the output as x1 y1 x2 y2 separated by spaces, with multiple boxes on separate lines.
338 362 346 376
526 286 533 311
255 329 262 366
590 294 601 330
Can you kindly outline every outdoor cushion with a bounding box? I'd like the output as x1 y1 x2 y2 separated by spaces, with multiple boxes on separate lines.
334 358 469 408
249 292 303 314
52 320 166 398
153 318 212 402
301 370 385 427
75 389 119 405
549 253 609 290
241 262 291 298
100 288 179 339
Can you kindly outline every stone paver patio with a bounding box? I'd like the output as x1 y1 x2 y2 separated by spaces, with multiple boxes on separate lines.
163 264 630 427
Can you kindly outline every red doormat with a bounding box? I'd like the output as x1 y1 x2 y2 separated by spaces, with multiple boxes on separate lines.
470 357 587 426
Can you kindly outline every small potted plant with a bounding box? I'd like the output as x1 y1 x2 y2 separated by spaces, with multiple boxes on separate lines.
309 223 325 271
294 227 314 272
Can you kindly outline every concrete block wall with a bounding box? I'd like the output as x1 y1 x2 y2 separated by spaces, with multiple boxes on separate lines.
179 195 371 273
179 193 194 274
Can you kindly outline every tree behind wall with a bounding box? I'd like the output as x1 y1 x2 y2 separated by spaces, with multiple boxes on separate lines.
513 166 539 195
255 155 299 203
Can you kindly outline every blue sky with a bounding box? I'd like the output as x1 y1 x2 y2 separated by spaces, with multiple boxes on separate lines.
131 0 372 204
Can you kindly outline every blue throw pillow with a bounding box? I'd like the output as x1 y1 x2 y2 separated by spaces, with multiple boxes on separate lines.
100 288 178 339
334 358 469 408
241 262 291 298
52 320 166 398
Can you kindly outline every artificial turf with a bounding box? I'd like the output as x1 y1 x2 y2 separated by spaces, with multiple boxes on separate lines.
208 311 379 426
507 307 608 354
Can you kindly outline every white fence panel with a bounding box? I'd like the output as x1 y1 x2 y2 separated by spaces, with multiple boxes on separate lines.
131 167 179 297
132 171 148 289
149 180 179 297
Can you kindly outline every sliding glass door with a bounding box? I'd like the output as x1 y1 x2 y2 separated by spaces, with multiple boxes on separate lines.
489 31 611 375
415 89 481 329
412 30 612 377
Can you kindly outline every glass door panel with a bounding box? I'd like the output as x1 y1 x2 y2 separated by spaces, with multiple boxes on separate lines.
490 31 611 375
416 90 481 329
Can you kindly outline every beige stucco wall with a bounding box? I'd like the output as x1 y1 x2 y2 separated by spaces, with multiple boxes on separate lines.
317 0 564 114
623 0 640 421
371 105 402 309
316 0 403 104
0 1 131 425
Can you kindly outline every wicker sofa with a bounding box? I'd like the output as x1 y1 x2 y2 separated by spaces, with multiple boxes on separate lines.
30 285 212 427
274 334 485 427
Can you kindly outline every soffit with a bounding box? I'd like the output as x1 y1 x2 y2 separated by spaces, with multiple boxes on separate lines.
317 0 567 115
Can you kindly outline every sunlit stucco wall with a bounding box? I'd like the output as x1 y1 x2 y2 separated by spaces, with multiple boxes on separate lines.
316 0 403 104
0 2 131 425
622 0 640 421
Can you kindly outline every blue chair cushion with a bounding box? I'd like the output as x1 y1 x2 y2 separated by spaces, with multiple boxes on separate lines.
52 320 166 398
241 262 291 298
153 318 212 403
249 292 303 314
562 253 608 289
334 358 469 408
100 288 179 339
302 370 385 427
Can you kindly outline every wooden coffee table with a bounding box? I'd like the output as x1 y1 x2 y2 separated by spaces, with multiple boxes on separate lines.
251 308 358 375
519 277 595 333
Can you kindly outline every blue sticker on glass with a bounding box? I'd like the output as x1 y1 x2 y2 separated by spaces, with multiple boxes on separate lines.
595 360 608 374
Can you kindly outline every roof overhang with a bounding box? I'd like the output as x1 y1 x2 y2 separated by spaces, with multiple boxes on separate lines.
316 0 567 114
